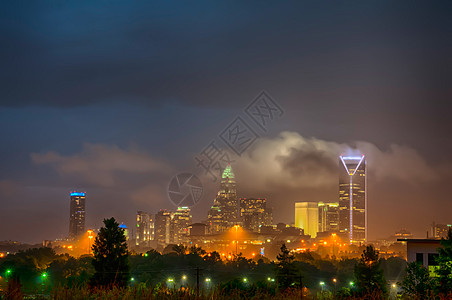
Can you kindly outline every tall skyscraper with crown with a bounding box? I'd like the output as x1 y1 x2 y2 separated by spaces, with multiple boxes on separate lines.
207 164 239 233
339 155 367 244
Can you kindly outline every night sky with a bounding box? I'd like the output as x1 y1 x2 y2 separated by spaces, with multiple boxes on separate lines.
1 1 451 243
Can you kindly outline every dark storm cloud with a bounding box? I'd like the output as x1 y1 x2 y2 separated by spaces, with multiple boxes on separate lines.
1 1 452 242
1 1 451 112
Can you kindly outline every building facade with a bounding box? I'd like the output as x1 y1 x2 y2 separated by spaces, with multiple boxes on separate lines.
240 198 272 232
339 155 367 244
431 223 451 239
318 202 339 233
136 211 154 246
172 207 192 244
294 202 318 238
69 191 86 239
155 210 172 245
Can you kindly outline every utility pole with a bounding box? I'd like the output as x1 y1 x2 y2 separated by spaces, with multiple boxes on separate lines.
196 267 200 299
299 275 303 300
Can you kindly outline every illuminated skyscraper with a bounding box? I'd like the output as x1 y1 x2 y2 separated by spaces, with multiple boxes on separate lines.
339 155 367 244
207 164 238 233
318 202 339 233
240 198 273 232
136 211 154 246
155 209 172 245
69 191 86 239
172 207 192 244
294 202 318 238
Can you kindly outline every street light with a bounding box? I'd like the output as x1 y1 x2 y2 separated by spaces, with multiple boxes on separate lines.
234 225 239 255
88 230 94 255
320 281 325 292
243 278 247 283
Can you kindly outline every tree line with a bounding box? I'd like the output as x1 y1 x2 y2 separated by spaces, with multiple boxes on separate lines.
1 217 451 299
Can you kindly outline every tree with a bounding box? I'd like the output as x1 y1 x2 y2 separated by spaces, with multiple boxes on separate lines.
400 262 435 299
275 243 298 289
436 228 452 294
354 245 387 297
90 217 130 287
189 245 206 256
172 244 187 256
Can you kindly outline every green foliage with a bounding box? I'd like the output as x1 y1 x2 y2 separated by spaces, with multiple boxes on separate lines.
436 228 452 294
400 262 435 299
354 245 387 298
275 243 298 289
0 247 60 291
172 244 187 256
90 217 130 288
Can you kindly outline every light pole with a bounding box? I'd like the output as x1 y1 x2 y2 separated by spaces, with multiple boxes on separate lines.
234 225 239 255
88 230 93 255
333 278 337 295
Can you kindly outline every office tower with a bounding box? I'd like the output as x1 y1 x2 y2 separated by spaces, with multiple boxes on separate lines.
240 198 273 232
172 207 192 244
318 202 339 233
155 210 172 245
136 211 154 246
339 155 367 244
69 191 86 239
207 164 239 233
294 202 318 238
431 223 451 239
119 223 129 240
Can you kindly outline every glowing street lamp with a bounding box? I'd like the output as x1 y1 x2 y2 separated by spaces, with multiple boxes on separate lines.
243 277 248 283
320 281 325 292
88 230 94 255
234 224 239 255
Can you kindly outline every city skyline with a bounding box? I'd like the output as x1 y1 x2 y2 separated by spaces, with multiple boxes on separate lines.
1 1 451 243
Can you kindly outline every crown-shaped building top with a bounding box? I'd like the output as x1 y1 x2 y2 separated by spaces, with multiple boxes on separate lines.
222 163 235 179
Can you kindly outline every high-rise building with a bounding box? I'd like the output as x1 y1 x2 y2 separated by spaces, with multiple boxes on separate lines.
318 202 339 233
240 198 273 232
207 164 239 233
339 155 367 244
136 211 154 246
431 223 451 239
294 202 318 238
119 223 129 240
172 207 192 244
155 210 172 245
69 191 86 239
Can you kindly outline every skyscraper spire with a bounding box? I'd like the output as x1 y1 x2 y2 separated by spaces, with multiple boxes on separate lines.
222 163 235 179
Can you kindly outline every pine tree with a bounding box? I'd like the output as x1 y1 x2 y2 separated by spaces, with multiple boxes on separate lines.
275 243 298 288
90 217 130 287
401 262 435 298
354 245 387 297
